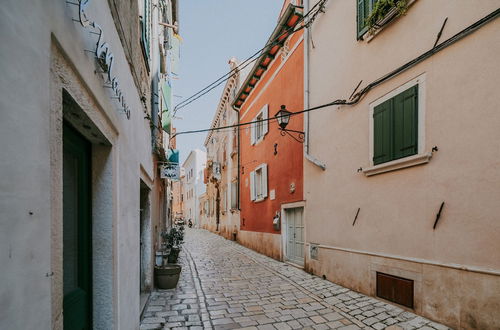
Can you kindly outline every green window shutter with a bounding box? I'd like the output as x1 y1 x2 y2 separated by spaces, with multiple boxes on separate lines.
142 0 151 60
373 99 393 165
357 0 371 38
393 85 418 160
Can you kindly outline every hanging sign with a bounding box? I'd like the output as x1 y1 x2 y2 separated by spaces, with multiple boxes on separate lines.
77 0 131 119
161 163 180 180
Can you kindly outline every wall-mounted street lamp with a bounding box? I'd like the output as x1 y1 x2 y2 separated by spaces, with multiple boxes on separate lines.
275 105 304 143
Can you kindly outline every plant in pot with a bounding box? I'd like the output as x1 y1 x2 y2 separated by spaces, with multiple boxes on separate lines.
154 225 184 289
165 225 184 264
366 0 409 34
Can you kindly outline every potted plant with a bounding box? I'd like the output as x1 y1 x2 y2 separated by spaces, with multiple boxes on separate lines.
164 225 184 263
366 0 409 34
154 225 184 289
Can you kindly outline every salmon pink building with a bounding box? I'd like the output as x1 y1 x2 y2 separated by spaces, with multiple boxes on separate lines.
233 2 305 263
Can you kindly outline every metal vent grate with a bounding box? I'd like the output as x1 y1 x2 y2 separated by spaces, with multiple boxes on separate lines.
376 272 414 308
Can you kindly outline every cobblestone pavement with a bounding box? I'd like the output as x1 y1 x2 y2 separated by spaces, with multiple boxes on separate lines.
141 229 450 330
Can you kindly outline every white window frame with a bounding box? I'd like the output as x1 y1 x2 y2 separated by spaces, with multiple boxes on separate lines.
365 73 430 176
251 104 269 145
230 180 238 210
250 163 268 202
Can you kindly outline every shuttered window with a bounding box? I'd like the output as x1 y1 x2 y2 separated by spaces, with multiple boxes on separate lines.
373 85 418 165
357 0 375 38
140 0 151 62
251 105 269 145
250 164 268 201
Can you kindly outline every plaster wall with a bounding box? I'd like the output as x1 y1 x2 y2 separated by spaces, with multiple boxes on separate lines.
0 0 161 328
238 230 282 261
204 73 241 237
239 36 304 236
182 149 207 226
304 0 500 327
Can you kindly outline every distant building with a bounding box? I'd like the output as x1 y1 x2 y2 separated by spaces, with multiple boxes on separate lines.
232 2 305 261
171 167 185 222
203 58 245 239
181 149 207 227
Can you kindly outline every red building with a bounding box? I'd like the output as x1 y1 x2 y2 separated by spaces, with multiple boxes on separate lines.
233 2 305 263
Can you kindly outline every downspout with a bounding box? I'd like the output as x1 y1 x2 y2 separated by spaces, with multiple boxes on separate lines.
304 0 326 171
232 105 241 210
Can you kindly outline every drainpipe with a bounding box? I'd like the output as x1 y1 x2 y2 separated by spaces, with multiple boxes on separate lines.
304 0 326 171
232 104 241 210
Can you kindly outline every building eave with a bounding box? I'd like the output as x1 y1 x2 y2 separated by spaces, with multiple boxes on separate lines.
232 4 303 110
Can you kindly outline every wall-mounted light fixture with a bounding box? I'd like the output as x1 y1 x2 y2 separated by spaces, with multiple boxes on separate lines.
275 105 304 143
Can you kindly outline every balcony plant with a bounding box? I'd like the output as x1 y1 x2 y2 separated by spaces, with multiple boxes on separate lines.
366 0 408 34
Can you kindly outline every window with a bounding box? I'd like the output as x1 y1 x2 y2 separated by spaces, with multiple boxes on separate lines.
250 164 268 201
221 188 227 212
230 181 238 209
373 85 418 165
357 0 375 38
251 105 268 145
231 127 238 155
140 0 151 62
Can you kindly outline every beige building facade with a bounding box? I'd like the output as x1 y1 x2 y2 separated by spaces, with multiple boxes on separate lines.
303 0 500 329
202 59 244 239
0 0 178 328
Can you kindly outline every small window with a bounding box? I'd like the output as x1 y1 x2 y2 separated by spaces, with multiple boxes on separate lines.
357 0 375 38
140 0 152 62
230 181 238 209
373 85 418 165
250 164 268 201
251 105 269 145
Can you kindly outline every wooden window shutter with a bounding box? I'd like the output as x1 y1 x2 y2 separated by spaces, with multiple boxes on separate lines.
262 105 269 136
373 99 393 165
261 164 268 198
250 170 256 201
393 86 418 160
250 120 256 145
357 0 370 37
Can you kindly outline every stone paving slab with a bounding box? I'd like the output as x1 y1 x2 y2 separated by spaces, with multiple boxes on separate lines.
141 229 451 330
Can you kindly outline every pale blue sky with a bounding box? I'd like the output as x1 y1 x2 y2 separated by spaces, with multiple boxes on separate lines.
173 1 283 163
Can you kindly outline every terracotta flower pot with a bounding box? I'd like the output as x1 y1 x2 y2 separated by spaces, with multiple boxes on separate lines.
154 264 182 289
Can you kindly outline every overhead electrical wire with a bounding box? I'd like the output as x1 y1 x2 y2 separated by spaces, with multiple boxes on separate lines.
171 6 500 140
172 0 328 114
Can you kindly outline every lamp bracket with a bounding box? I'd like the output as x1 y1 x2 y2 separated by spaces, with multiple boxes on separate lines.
279 128 305 143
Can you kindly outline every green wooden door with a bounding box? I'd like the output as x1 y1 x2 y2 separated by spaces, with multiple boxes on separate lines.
63 122 92 330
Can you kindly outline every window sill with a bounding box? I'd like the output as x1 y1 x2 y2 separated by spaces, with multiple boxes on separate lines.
253 197 267 203
363 152 432 177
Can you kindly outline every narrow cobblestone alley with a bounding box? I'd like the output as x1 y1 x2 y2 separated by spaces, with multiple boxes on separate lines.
140 229 450 330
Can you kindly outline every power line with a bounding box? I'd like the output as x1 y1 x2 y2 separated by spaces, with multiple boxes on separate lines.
173 1 327 114
171 6 500 140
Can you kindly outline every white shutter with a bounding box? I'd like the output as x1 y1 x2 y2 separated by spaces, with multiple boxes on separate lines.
262 104 269 136
262 164 268 198
250 170 256 201
252 124 255 144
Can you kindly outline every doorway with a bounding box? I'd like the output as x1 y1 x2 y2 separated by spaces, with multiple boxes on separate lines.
139 182 152 309
284 207 304 266
63 122 92 329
